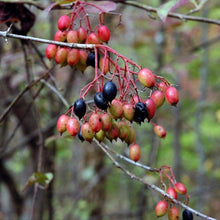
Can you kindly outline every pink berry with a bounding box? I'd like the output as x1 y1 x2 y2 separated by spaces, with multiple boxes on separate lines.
55 47 68 66
153 124 166 138
138 68 156 88
167 187 178 200
77 27 87 43
54 30 67 42
151 90 165 108
87 32 101 44
67 49 79 66
57 15 71 31
165 86 179 106
144 98 156 121
155 200 168 217
66 117 80 136
97 25 111 43
89 113 103 133
45 44 57 60
56 114 69 134
67 30 79 43
129 144 141 162
157 81 168 92
174 182 187 195
81 122 94 143
168 207 180 220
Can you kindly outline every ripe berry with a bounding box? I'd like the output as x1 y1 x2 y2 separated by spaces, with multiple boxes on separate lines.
81 122 94 142
182 209 193 220
165 86 179 106
66 117 80 136
134 102 148 123
151 90 165 108
67 49 79 66
123 103 135 121
94 92 108 110
97 25 111 43
168 207 179 220
129 144 141 162
125 125 136 145
95 129 105 142
108 99 123 119
167 187 178 200
86 52 100 68
55 47 68 66
78 126 84 142
153 124 166 138
45 44 57 60
157 81 168 92
74 99 86 119
77 27 87 43
174 182 187 195
57 15 71 31
89 113 102 133
99 57 110 74
155 200 168 217
105 122 120 141
57 114 69 134
144 98 156 121
54 30 67 42
78 50 88 66
101 113 112 131
103 81 117 102
87 32 100 44
67 30 79 43
138 68 156 88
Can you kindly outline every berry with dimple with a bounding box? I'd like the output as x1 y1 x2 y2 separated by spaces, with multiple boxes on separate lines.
57 114 69 134
87 32 100 44
67 49 79 66
182 209 193 220
108 99 123 119
153 124 166 138
103 81 117 102
123 103 135 121
157 81 168 92
66 117 80 136
77 27 87 43
174 182 187 195
105 122 120 141
55 47 68 66
46 44 57 60
81 122 94 142
125 125 136 145
138 68 156 88
57 15 71 31
155 200 168 217
144 98 156 121
97 25 111 43
99 57 110 74
134 102 148 123
94 92 108 110
129 144 141 162
167 187 178 200
168 207 179 220
89 113 102 133
101 113 112 131
151 90 165 108
165 86 179 106
74 99 86 119
67 30 78 43
95 129 105 142
54 30 67 42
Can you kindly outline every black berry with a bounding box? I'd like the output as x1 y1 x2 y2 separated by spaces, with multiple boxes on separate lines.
74 99 86 119
78 126 85 142
103 81 117 102
134 102 148 123
182 209 193 220
94 92 108 110
86 51 100 67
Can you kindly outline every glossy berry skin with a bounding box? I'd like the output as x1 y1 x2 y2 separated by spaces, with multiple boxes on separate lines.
182 209 193 220
57 114 69 134
167 187 178 200
86 52 100 68
151 90 165 108
165 86 179 106
103 81 117 102
144 98 156 121
129 144 141 162
89 113 102 133
108 99 124 119
157 81 168 92
174 182 187 195
45 44 57 60
101 113 112 131
138 68 156 88
87 32 100 44
77 27 87 43
155 200 168 217
78 50 88 65
67 49 79 66
81 122 94 143
168 207 179 220
66 117 80 136
153 124 166 138
134 102 148 123
123 103 135 121
67 30 79 43
54 30 67 42
55 47 68 66
78 126 84 142
57 15 71 31
94 92 108 110
74 99 86 119
97 25 111 43
105 122 120 141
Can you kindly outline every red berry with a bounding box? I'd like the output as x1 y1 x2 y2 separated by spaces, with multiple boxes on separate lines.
97 25 111 43
157 81 168 92
54 30 67 42
144 98 156 121
99 57 110 74
167 187 178 200
55 47 68 66
105 122 120 141
81 122 94 143
155 200 168 217
151 90 165 108
168 207 180 220
67 49 79 66
123 103 135 121
77 27 87 43
56 114 69 134
78 50 88 66
174 182 187 195
101 113 112 131
87 32 100 44
129 144 141 162
89 113 102 133
66 117 80 136
131 95 143 105
67 30 79 43
57 15 71 31
165 86 179 106
45 44 57 60
108 99 123 119
153 124 166 138
138 68 156 88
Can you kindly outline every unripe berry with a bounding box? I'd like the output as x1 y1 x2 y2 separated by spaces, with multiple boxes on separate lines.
57 114 69 134
144 98 156 121
123 103 135 121
168 207 180 220
151 90 165 108
155 200 168 217
129 144 141 162
87 32 100 44
81 122 94 143
182 209 193 220
108 99 123 119
45 44 57 60
67 49 79 66
101 113 112 131
118 121 130 141
67 30 79 43
138 68 156 88
77 27 87 43
157 81 168 92
165 86 179 106
153 124 166 138
97 25 111 43
57 15 71 31
66 117 80 136
167 187 178 200
99 57 110 74
55 47 68 66
174 182 187 195
89 113 102 133
105 122 120 141
125 125 136 145
54 30 67 42
95 129 105 142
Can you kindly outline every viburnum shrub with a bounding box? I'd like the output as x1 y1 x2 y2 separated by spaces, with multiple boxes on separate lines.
48 1 191 218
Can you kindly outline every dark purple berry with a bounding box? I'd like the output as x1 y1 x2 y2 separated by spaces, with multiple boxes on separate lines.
94 92 108 110
182 209 193 220
74 99 86 119
134 102 148 123
86 52 100 67
103 81 117 102
78 126 84 142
